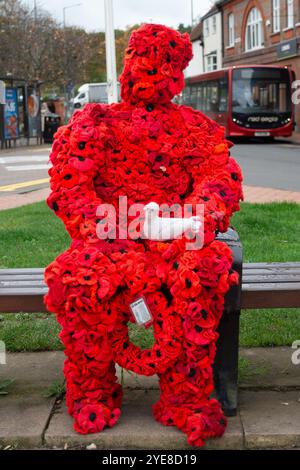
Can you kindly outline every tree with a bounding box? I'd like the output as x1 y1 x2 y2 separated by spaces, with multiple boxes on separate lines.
177 23 192 34
0 1 157 94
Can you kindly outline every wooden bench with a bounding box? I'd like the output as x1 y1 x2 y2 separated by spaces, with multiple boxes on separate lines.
1 229 300 417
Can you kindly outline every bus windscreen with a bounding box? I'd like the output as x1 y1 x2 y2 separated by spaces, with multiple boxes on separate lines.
232 67 291 115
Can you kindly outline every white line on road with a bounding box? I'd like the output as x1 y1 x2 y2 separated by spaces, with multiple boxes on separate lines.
0 155 49 164
5 164 51 171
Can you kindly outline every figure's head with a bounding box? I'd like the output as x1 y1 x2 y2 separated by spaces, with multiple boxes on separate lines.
119 24 193 106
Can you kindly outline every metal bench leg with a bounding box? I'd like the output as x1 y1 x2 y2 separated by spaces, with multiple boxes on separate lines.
213 228 243 417
213 308 241 416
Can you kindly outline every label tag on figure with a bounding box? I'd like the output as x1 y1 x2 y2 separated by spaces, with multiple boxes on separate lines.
129 297 152 326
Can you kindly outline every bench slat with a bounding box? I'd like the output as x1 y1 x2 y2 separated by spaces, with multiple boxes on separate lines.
241 290 300 309
0 280 46 288
0 295 46 313
243 281 300 290
1 275 300 286
0 263 300 312
242 274 300 283
0 288 48 295
0 268 45 275
243 262 300 268
0 274 45 281
243 267 300 275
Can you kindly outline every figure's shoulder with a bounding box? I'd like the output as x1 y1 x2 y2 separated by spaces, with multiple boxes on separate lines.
70 102 133 129
49 103 114 165
174 103 225 137
69 103 111 127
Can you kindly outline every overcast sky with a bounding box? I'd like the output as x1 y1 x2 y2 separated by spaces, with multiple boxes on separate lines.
25 0 214 32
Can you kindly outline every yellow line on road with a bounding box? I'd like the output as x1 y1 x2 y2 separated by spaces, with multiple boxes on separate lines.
0 178 49 192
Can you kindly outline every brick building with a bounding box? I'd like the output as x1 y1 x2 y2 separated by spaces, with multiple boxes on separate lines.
219 0 300 129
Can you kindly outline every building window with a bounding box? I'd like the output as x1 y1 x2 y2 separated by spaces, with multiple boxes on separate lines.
272 0 280 32
204 19 209 37
228 13 235 46
245 7 264 51
212 15 217 34
205 52 217 72
287 0 294 28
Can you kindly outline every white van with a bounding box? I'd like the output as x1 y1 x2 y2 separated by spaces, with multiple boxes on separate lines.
73 83 120 108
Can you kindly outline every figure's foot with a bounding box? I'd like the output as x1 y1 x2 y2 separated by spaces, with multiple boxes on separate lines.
183 403 227 447
153 398 226 447
73 403 121 435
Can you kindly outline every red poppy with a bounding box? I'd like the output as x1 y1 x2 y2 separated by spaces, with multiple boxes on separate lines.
73 404 108 434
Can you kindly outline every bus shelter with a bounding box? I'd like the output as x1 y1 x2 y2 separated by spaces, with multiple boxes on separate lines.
0 77 42 149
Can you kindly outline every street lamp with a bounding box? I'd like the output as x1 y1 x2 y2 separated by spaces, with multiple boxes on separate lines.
63 3 82 27
104 0 118 104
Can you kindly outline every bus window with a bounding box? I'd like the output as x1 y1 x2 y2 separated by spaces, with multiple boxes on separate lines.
219 79 228 112
232 67 291 114
184 74 228 113
207 84 219 112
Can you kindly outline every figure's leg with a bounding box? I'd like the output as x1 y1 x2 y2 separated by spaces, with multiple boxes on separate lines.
45 249 123 435
61 325 122 434
153 240 235 446
153 323 226 447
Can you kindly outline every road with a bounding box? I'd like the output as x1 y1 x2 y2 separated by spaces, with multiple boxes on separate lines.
0 140 299 194
231 139 300 192
0 146 51 193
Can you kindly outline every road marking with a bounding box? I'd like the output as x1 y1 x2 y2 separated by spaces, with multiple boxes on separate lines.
0 178 49 192
30 147 52 153
5 164 50 171
0 155 49 164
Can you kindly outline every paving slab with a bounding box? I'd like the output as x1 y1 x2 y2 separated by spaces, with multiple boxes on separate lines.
0 351 64 394
0 393 53 448
239 347 300 389
243 185 300 203
0 352 58 448
0 187 50 211
239 390 300 449
44 390 244 450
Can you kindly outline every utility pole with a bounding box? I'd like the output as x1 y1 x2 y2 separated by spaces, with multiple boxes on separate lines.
104 0 118 104
191 0 194 26
34 0 38 23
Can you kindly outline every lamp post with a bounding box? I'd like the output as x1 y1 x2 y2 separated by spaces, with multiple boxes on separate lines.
104 0 118 104
63 3 82 28
33 0 38 23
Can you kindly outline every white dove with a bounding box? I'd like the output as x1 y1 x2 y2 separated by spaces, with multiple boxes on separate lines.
142 202 202 241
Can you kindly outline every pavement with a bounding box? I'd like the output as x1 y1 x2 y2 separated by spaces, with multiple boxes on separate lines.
0 348 299 450
1 184 300 211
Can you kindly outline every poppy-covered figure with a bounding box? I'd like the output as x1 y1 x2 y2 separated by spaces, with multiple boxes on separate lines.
45 24 243 447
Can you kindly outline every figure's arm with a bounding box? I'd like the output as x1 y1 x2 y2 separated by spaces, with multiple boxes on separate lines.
183 112 243 245
47 104 107 240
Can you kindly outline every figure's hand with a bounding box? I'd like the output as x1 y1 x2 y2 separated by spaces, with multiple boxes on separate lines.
142 202 202 241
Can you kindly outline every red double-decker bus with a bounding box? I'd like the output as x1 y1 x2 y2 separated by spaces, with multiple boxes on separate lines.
183 65 295 138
